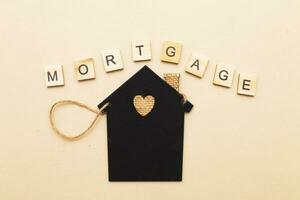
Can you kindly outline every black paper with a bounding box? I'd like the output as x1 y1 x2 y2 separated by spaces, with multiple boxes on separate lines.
98 66 193 181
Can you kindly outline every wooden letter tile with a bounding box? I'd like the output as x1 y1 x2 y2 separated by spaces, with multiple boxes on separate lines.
213 64 235 88
102 49 124 72
185 53 209 78
160 41 182 64
44 65 64 87
74 58 95 81
237 73 257 96
131 40 151 61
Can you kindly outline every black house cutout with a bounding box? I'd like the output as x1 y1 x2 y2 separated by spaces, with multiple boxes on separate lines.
98 65 193 181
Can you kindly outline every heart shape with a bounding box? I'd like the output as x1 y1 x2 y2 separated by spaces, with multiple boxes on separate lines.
133 95 155 117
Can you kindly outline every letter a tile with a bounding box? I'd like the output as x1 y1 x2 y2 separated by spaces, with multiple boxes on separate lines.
185 53 209 78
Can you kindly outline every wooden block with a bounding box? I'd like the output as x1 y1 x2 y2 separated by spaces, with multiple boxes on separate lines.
185 53 209 78
44 65 64 87
131 40 151 61
213 64 235 88
237 73 257 96
160 41 182 64
164 73 180 91
102 49 124 72
74 58 95 81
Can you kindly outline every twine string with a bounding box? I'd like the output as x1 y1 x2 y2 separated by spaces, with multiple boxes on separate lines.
49 100 108 141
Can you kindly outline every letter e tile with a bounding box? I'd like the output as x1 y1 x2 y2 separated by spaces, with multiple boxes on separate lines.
237 73 257 96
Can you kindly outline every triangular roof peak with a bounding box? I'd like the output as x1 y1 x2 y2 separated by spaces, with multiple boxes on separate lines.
98 65 180 110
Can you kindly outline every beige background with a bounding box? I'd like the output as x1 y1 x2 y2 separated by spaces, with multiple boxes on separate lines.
1 0 300 199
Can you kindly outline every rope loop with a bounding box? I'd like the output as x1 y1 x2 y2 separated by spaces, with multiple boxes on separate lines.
49 100 109 141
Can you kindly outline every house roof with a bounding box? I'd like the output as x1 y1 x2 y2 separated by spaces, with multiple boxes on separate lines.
98 65 182 110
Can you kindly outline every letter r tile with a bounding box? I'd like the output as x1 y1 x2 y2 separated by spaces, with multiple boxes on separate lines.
102 49 124 72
